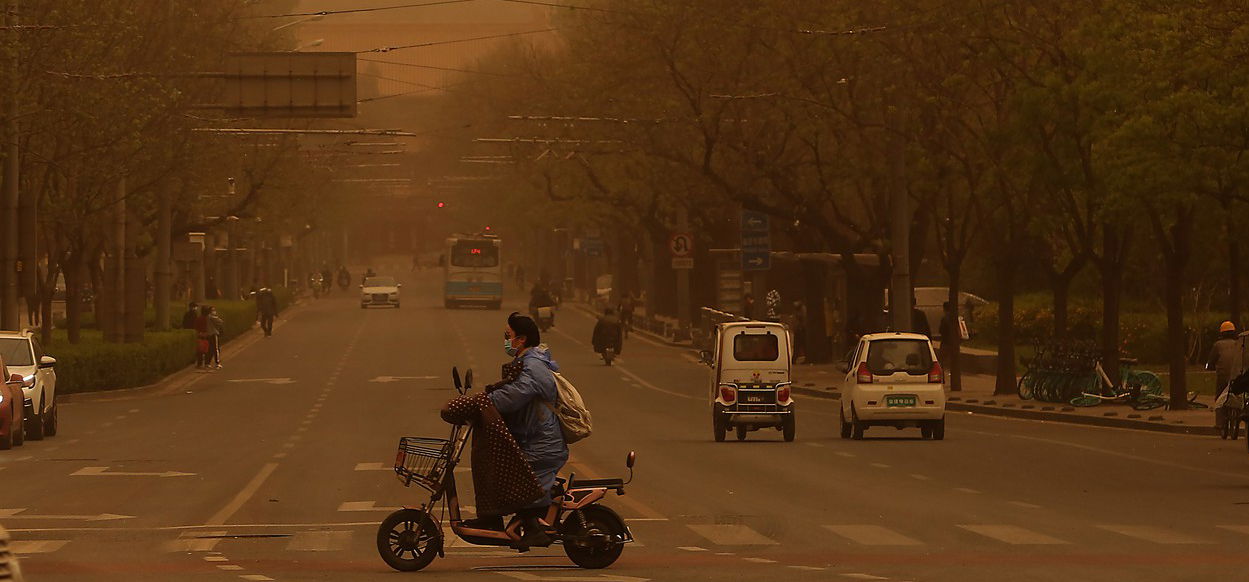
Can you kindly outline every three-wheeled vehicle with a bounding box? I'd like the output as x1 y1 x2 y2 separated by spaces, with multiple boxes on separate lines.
700 321 795 442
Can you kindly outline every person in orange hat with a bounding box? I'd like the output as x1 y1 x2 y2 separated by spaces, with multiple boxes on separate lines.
1208 321 1239 427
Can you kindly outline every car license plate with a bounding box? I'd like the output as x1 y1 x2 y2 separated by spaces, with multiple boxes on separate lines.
469 285 481 292
886 395 917 407
745 394 765 403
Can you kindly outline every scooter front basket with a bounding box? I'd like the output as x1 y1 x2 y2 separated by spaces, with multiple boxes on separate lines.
394 437 454 491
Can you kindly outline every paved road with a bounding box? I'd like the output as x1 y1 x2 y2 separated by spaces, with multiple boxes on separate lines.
3 275 1249 582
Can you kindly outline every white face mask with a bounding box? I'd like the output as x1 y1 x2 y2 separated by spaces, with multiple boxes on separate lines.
504 338 519 357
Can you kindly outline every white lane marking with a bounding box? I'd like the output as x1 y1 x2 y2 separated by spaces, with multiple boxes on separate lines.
287 530 351 551
497 572 649 582
207 463 279 526
72 466 195 478
368 376 439 383
789 565 825 571
687 524 778 546
824 525 923 546
835 452 855 458
0 509 133 521
869 463 891 469
217 565 244 571
958 525 1068 545
841 574 889 581
337 501 391 512
678 546 708 552
1009 501 1041 509
165 530 227 552
240 575 275 581
272 453 287 459
954 488 981 494
10 540 69 554
227 378 295 385
128 409 139 413
909 474 930 481
616 365 700 401
805 442 826 447
742 557 776 564
1096 525 1210 544
203 556 229 562
354 462 387 471
1218 525 1249 535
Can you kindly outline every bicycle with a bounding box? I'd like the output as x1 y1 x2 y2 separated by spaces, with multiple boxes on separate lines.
1218 391 1244 440
1069 358 1166 410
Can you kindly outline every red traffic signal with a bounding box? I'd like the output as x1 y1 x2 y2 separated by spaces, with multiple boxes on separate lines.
436 202 446 208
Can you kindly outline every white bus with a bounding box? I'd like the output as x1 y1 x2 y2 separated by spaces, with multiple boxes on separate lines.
443 235 503 309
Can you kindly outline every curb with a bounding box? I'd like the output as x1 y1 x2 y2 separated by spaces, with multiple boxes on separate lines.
792 387 1218 436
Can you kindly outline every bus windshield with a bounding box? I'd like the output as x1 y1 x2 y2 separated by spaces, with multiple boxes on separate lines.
450 240 499 268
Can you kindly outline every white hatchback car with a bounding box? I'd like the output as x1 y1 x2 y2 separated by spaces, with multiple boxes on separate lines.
840 332 945 440
361 276 401 309
0 330 58 440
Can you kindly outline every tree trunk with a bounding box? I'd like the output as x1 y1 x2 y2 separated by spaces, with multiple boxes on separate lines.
993 258 1018 395
124 207 145 343
64 253 83 344
1230 235 1241 327
947 266 963 391
1052 277 1071 339
1164 258 1187 409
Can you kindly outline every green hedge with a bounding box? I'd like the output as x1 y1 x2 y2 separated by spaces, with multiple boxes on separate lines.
47 290 296 394
970 300 1224 364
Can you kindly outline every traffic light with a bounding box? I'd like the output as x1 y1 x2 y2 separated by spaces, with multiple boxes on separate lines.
436 201 445 208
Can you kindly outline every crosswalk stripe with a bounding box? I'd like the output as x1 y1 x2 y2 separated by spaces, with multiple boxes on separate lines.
286 530 351 551
687 524 778 546
1217 525 1249 535
9 540 68 554
1097 525 1209 544
958 525 1068 545
824 525 923 546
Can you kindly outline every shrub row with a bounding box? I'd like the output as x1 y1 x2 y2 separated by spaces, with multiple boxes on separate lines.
969 301 1225 365
48 290 296 394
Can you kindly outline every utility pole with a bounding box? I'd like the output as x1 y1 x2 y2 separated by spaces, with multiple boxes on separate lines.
1 0 20 330
887 100 913 333
154 193 172 331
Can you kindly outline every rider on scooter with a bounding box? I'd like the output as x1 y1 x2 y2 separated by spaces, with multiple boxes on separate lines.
592 307 624 359
529 283 557 325
459 312 567 548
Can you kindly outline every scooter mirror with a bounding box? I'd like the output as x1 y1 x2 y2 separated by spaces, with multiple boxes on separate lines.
464 369 474 390
452 367 462 391
626 451 636 469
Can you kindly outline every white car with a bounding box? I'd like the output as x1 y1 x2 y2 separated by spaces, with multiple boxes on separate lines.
361 276 401 309
0 330 58 440
840 332 945 440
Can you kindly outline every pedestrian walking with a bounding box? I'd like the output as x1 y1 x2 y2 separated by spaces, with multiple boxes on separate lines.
181 302 198 330
209 306 225 369
1208 321 1239 427
255 287 279 337
911 295 931 338
194 305 213 370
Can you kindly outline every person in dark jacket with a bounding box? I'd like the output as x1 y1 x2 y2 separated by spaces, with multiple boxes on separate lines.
487 312 567 548
592 308 624 356
181 302 198 330
911 295 931 338
255 288 279 337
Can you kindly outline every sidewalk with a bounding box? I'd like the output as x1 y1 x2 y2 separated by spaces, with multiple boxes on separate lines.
790 363 1219 436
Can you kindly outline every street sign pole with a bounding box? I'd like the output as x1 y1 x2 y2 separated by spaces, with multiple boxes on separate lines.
740 210 772 320
673 211 692 330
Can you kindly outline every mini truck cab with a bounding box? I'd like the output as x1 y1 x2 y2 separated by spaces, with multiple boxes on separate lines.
704 321 796 442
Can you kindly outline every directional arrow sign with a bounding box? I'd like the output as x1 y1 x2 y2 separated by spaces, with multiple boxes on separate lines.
368 376 440 383
227 378 295 385
0 509 134 521
71 466 196 478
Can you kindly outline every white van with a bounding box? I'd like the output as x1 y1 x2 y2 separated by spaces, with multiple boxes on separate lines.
701 321 796 442
841 332 946 440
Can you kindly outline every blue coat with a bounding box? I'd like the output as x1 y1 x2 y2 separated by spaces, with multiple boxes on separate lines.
487 346 568 506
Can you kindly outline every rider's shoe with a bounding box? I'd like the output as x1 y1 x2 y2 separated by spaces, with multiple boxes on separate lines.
515 516 553 549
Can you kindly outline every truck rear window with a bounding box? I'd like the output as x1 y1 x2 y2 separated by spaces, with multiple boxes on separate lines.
734 333 779 361
865 339 932 375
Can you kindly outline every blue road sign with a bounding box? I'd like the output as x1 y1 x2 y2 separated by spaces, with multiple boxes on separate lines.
741 210 771 271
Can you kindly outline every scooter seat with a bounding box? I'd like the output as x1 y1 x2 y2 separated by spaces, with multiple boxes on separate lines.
570 477 624 490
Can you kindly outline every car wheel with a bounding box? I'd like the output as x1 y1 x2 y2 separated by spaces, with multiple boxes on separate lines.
921 424 933 440
782 411 796 442
931 417 946 441
44 398 58 437
735 425 747 441
712 404 727 442
839 407 852 439
26 392 44 441
850 407 865 440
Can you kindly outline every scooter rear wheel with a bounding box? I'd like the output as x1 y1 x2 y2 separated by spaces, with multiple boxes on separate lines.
377 509 441 572
562 506 626 569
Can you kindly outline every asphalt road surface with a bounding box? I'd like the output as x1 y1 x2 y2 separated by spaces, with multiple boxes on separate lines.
3 274 1249 582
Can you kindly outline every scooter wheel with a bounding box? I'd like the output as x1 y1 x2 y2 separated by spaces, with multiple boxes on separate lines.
562 506 626 569
377 509 441 572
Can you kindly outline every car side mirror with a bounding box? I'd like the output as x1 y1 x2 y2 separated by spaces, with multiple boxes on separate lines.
837 362 850 374
626 451 636 469
39 355 56 369
452 367 462 391
698 350 712 366
8 373 22 383
397 283 403 288
464 369 473 390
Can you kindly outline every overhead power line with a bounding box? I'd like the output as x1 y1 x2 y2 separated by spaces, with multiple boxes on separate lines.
357 28 558 53
251 0 479 19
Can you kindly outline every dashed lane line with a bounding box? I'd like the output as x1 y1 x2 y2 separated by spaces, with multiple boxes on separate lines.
1096 525 1211 544
958 525 1068 545
687 524 778 546
824 525 923 546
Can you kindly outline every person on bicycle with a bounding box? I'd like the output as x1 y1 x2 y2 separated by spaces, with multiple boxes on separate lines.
618 292 636 333
1208 321 1239 427
592 307 624 357
486 313 567 547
